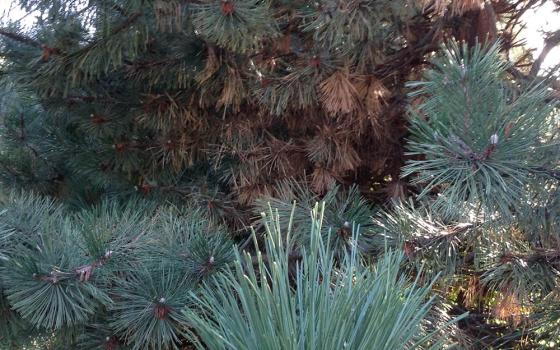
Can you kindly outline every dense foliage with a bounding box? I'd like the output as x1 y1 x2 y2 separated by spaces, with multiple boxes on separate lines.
0 193 234 349
184 204 463 350
0 0 559 349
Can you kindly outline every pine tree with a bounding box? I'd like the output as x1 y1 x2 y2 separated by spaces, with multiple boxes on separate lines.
0 0 508 211
0 0 559 349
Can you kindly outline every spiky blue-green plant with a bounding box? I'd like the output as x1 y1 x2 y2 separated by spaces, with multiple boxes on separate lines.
183 204 464 349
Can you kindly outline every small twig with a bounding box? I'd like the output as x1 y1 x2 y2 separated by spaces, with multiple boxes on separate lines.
0 29 41 48
18 113 25 140
529 30 560 77
75 251 114 282
109 12 142 36
531 166 560 180
68 12 142 57
33 251 114 284
500 249 560 265
405 222 473 256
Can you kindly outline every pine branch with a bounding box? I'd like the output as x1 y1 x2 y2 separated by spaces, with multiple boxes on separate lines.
403 42 557 218
0 29 41 48
373 16 443 77
529 29 560 77
532 166 560 180
499 249 560 265
110 3 129 17
405 222 473 256
124 56 183 71
110 12 143 36
29 250 114 284
74 250 113 282
71 12 142 55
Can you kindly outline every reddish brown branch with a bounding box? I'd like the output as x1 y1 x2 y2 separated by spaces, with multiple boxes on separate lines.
529 30 560 77
75 250 114 282
404 223 473 257
33 251 114 284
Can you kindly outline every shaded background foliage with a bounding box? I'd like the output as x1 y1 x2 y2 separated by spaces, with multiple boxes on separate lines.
1 0 535 211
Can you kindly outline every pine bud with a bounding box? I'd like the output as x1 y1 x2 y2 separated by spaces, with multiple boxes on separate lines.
490 134 499 145
460 63 467 79
220 0 234 15
309 56 321 68
159 297 166 303
209 256 215 264
164 139 174 150
90 114 108 124
112 143 126 152
504 122 513 138
432 131 439 141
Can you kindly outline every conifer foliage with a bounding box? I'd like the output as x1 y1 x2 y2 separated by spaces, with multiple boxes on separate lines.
184 205 463 350
0 193 234 349
0 0 559 349
403 42 557 219
0 0 498 207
